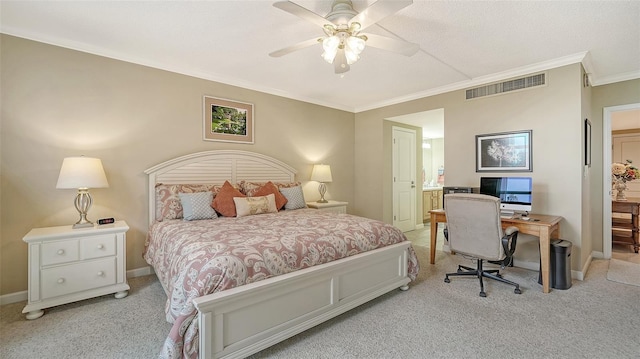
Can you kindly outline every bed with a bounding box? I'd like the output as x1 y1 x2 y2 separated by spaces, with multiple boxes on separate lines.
144 150 419 358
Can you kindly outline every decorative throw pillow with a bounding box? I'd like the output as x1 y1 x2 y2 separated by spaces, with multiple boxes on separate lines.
252 181 288 210
279 186 307 210
212 180 246 217
155 183 222 221
178 192 217 221
233 194 278 217
240 181 301 197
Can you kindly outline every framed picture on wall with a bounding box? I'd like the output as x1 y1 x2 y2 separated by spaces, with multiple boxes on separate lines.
203 96 254 143
476 130 532 172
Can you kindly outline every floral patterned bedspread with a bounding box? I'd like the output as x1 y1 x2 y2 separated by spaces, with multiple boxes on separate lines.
144 209 419 358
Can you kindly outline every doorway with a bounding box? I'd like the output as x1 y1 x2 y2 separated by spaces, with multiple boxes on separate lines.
603 103 640 259
388 109 445 232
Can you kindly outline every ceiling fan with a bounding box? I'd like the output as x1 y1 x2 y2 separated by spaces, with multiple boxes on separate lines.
269 0 420 74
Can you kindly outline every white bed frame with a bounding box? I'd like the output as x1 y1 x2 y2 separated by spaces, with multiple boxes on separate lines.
145 150 412 359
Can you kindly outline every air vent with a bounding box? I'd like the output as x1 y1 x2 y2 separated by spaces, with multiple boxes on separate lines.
466 73 546 100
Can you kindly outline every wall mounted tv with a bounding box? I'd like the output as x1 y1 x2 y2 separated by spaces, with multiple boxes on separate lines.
479 177 532 215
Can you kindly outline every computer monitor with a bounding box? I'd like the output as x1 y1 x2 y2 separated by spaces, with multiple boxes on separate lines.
479 177 532 217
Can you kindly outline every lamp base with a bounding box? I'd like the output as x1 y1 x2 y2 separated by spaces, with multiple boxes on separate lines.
317 182 329 203
73 222 94 229
72 189 95 229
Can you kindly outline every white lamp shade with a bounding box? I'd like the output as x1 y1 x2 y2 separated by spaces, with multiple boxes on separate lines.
311 164 333 183
56 157 109 189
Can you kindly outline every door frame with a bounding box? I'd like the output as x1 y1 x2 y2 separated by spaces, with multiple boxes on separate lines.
603 102 640 258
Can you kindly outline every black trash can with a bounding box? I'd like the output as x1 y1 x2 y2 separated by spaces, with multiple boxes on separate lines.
538 239 572 289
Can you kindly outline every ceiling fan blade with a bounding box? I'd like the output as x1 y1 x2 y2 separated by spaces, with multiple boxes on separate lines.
273 1 333 29
269 37 321 57
364 33 420 56
350 0 413 31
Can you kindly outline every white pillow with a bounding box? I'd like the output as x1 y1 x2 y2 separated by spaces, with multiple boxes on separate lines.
279 186 307 210
233 194 278 217
178 192 217 221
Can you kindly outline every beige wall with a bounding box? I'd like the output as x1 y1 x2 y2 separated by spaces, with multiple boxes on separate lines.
3 34 639 296
0 35 355 295
580 66 593 269
356 65 586 270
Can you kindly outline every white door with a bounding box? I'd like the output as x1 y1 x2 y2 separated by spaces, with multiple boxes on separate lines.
393 127 416 232
613 134 640 198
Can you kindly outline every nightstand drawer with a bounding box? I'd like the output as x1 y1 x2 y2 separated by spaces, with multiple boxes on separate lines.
41 239 79 266
81 234 116 259
41 257 116 299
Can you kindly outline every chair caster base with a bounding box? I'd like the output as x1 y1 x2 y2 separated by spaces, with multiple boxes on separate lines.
444 277 450 283
514 287 522 294
479 291 486 297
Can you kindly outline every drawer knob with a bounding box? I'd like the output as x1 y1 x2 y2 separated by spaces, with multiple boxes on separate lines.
97 244 104 249
57 249 65 255
57 278 65 284
97 271 104 277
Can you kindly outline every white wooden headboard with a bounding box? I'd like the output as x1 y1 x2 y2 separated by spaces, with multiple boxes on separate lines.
144 150 297 225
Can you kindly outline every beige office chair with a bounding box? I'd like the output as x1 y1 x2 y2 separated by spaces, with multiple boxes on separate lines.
443 193 522 297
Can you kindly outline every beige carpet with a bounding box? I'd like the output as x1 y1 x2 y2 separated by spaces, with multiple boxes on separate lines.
2 245 640 358
607 258 640 287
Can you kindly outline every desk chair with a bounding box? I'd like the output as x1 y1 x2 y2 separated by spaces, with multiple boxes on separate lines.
443 193 522 297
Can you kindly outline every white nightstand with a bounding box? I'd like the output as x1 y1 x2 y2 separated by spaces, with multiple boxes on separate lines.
22 220 130 320
306 200 348 214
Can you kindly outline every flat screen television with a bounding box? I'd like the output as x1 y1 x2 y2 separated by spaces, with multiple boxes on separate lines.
479 177 532 216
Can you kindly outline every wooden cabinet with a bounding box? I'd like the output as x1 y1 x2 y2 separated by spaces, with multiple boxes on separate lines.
306 200 348 214
423 189 443 222
22 221 130 319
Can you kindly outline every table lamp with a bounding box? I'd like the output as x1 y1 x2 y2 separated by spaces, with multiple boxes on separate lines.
310 164 332 203
56 156 109 228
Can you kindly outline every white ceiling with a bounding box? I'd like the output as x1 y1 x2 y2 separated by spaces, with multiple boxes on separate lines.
1 1 639 113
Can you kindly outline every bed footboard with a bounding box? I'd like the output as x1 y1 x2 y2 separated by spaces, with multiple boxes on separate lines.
193 241 412 359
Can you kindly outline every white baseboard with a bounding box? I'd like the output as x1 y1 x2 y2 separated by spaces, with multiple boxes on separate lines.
126 265 154 278
0 266 154 306
0 290 28 306
414 223 425 230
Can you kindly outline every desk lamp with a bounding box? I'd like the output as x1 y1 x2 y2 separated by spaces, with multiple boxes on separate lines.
56 156 109 228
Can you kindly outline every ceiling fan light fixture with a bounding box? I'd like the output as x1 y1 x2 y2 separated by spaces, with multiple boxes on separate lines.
346 36 366 54
344 36 365 65
344 48 359 65
271 0 417 74
321 36 340 63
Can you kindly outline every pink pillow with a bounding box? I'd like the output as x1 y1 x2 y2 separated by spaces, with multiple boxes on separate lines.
212 181 246 217
252 181 288 210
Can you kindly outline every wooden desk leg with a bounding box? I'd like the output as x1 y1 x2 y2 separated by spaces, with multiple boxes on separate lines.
539 229 551 294
430 213 437 264
633 213 640 253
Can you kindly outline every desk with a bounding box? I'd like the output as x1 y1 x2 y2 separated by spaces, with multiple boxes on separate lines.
428 209 563 294
612 198 640 253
